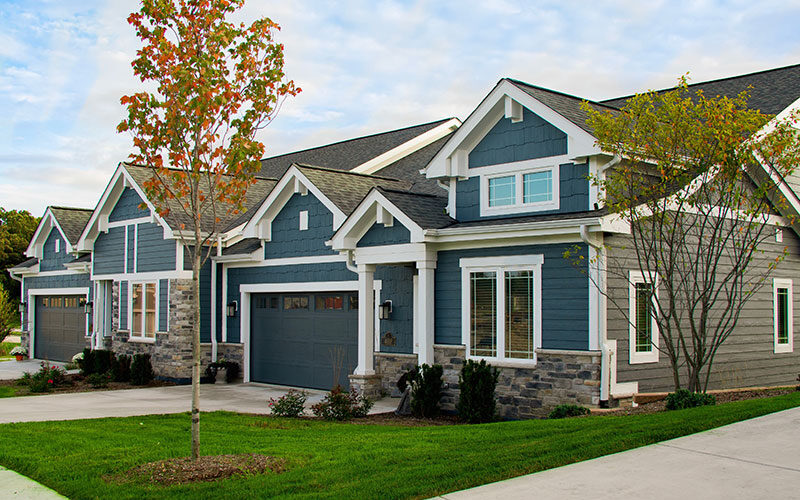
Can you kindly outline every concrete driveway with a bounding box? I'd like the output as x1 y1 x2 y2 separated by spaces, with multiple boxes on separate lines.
0 382 398 423
0 359 74 380
437 406 800 500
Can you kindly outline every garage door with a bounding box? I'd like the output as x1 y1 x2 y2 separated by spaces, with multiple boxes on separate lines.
250 292 358 390
35 295 87 362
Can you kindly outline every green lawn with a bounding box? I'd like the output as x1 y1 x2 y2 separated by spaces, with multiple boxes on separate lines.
1 393 799 500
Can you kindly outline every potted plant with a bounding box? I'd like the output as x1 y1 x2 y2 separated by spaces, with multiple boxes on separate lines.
10 346 28 361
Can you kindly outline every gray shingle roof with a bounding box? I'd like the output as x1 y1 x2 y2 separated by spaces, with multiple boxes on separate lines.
376 188 454 230
258 119 453 180
222 237 262 256
601 63 800 116
123 164 278 234
374 135 452 196
10 257 38 269
295 164 411 215
49 207 93 245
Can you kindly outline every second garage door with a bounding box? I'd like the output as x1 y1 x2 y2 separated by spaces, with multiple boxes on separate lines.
34 295 87 362
250 292 358 390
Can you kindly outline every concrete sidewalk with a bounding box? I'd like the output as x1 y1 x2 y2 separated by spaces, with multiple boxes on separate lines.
0 382 398 424
1 466 66 499
0 359 74 381
436 406 800 500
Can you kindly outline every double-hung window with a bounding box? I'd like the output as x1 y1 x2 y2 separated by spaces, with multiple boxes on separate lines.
130 282 157 340
629 271 658 364
461 255 543 363
773 278 793 353
479 158 560 216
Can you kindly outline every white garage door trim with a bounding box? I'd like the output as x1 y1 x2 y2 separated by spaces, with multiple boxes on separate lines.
239 280 382 383
27 287 90 359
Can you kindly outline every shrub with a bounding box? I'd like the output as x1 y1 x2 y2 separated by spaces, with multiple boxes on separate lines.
549 404 591 419
29 377 53 393
130 353 155 385
665 389 717 410
311 386 373 420
269 389 307 417
92 350 115 375
223 361 240 383
456 359 499 423
24 363 68 393
78 348 96 376
410 364 444 418
87 372 112 388
112 354 132 383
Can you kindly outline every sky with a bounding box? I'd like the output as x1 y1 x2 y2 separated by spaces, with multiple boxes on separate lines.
1 0 800 215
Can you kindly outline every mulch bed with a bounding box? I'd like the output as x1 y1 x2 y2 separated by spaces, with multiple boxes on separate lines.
354 411 461 426
600 387 799 416
0 373 173 396
108 454 285 485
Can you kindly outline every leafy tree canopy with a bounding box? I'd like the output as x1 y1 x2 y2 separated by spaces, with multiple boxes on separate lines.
0 208 40 299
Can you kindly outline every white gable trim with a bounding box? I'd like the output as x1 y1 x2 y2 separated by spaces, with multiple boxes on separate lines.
425 80 600 179
329 189 425 250
242 165 346 239
76 164 173 252
26 208 74 258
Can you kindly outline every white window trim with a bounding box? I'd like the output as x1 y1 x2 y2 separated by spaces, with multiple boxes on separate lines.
460 255 543 365
128 280 158 341
773 278 793 354
629 270 659 364
478 158 560 217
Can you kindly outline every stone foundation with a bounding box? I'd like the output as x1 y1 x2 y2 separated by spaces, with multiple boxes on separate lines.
200 343 244 375
348 373 383 399
375 352 419 396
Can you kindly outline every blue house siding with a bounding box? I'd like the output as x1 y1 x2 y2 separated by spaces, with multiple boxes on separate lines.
136 223 176 272
21 273 92 327
119 281 128 330
40 229 76 272
200 259 212 342
375 264 414 354
358 222 411 247
455 162 589 221
264 193 336 258
109 188 149 222
93 226 125 275
215 263 223 342
226 262 356 343
434 243 589 351
158 279 169 331
126 227 135 273
469 108 567 169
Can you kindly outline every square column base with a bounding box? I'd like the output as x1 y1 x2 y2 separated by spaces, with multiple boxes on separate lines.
348 373 383 400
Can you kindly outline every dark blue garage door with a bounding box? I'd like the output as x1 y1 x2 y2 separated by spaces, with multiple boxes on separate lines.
250 292 358 390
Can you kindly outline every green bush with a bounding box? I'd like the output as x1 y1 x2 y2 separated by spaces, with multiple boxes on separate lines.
456 359 499 423
130 354 154 386
549 404 591 419
23 363 69 393
269 389 307 417
223 361 240 383
78 348 96 376
92 350 115 375
311 386 373 420
111 354 132 383
87 372 112 388
28 377 53 393
665 389 716 410
410 364 444 418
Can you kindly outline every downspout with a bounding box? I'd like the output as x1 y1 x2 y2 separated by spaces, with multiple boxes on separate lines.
580 224 610 403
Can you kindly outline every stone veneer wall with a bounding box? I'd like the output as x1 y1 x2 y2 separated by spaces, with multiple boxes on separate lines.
374 345 601 419
200 343 244 370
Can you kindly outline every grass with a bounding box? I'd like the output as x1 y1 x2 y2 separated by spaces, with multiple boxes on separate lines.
0 392 798 499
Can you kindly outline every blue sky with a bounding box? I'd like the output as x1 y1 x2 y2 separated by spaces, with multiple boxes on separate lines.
1 0 800 215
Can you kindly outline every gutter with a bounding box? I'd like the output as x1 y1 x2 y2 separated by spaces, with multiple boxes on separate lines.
580 224 610 403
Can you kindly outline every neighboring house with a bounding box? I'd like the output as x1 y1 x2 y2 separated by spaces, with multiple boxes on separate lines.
8 64 800 418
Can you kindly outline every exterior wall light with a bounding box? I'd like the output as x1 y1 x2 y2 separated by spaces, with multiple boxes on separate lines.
378 300 393 320
227 300 238 318
84 301 93 315
18 301 26 313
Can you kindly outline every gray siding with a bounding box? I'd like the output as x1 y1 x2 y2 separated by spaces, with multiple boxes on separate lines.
469 107 567 169
126 226 135 273
136 223 176 272
40 229 76 272
94 226 125 275
21 273 92 329
119 280 128 330
435 244 589 350
606 230 800 392
375 264 414 354
358 222 411 247
264 193 336 258
455 162 589 221
109 188 149 222
158 279 169 331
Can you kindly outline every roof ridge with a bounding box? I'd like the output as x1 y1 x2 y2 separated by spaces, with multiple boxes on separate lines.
599 63 800 103
376 186 447 199
260 118 455 161
505 78 621 111
124 162 278 181
49 206 94 212
294 163 404 182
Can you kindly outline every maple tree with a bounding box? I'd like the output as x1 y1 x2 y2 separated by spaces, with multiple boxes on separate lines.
577 77 800 393
118 0 298 459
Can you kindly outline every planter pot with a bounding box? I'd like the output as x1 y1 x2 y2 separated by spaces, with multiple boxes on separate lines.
15 355 25 361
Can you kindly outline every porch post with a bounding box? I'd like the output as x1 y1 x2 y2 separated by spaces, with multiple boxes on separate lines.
355 263 376 375
417 260 436 366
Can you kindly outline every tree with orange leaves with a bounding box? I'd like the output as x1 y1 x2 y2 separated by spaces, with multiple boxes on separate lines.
118 0 299 459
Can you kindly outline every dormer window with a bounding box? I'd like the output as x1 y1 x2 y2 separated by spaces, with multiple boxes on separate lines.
479 159 560 216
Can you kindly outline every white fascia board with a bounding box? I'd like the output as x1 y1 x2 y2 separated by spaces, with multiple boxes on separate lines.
425 80 600 179
25 210 56 258
424 216 608 244
329 189 424 250
351 118 461 175
242 165 346 238
63 262 91 273
210 250 261 264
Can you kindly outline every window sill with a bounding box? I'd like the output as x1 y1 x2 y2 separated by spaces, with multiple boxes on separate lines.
127 337 156 344
629 353 659 364
466 356 537 369
774 344 793 354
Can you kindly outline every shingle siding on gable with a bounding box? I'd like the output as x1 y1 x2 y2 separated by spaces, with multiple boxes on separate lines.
264 193 336 258
136 223 176 272
40 229 76 272
357 222 411 247
434 243 589 350
93 226 126 275
109 188 150 222
21 273 92 328
468 108 567 169
455 162 589 221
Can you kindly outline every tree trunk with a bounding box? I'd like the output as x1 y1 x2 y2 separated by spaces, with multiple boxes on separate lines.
191 244 201 460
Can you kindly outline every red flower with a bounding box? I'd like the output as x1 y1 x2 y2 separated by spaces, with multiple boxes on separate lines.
48 379 53 384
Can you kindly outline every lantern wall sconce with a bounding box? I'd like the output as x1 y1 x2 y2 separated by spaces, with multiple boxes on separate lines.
227 300 238 318
83 300 93 315
378 300 393 320
18 301 26 313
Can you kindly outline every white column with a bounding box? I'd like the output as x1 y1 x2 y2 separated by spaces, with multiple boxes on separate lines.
355 264 376 375
417 260 436 366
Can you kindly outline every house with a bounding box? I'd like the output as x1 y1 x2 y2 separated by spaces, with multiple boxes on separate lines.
9 64 800 418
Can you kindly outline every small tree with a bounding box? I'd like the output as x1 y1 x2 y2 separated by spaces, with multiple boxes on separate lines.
0 284 16 344
118 0 298 459
0 208 40 300
582 77 800 392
